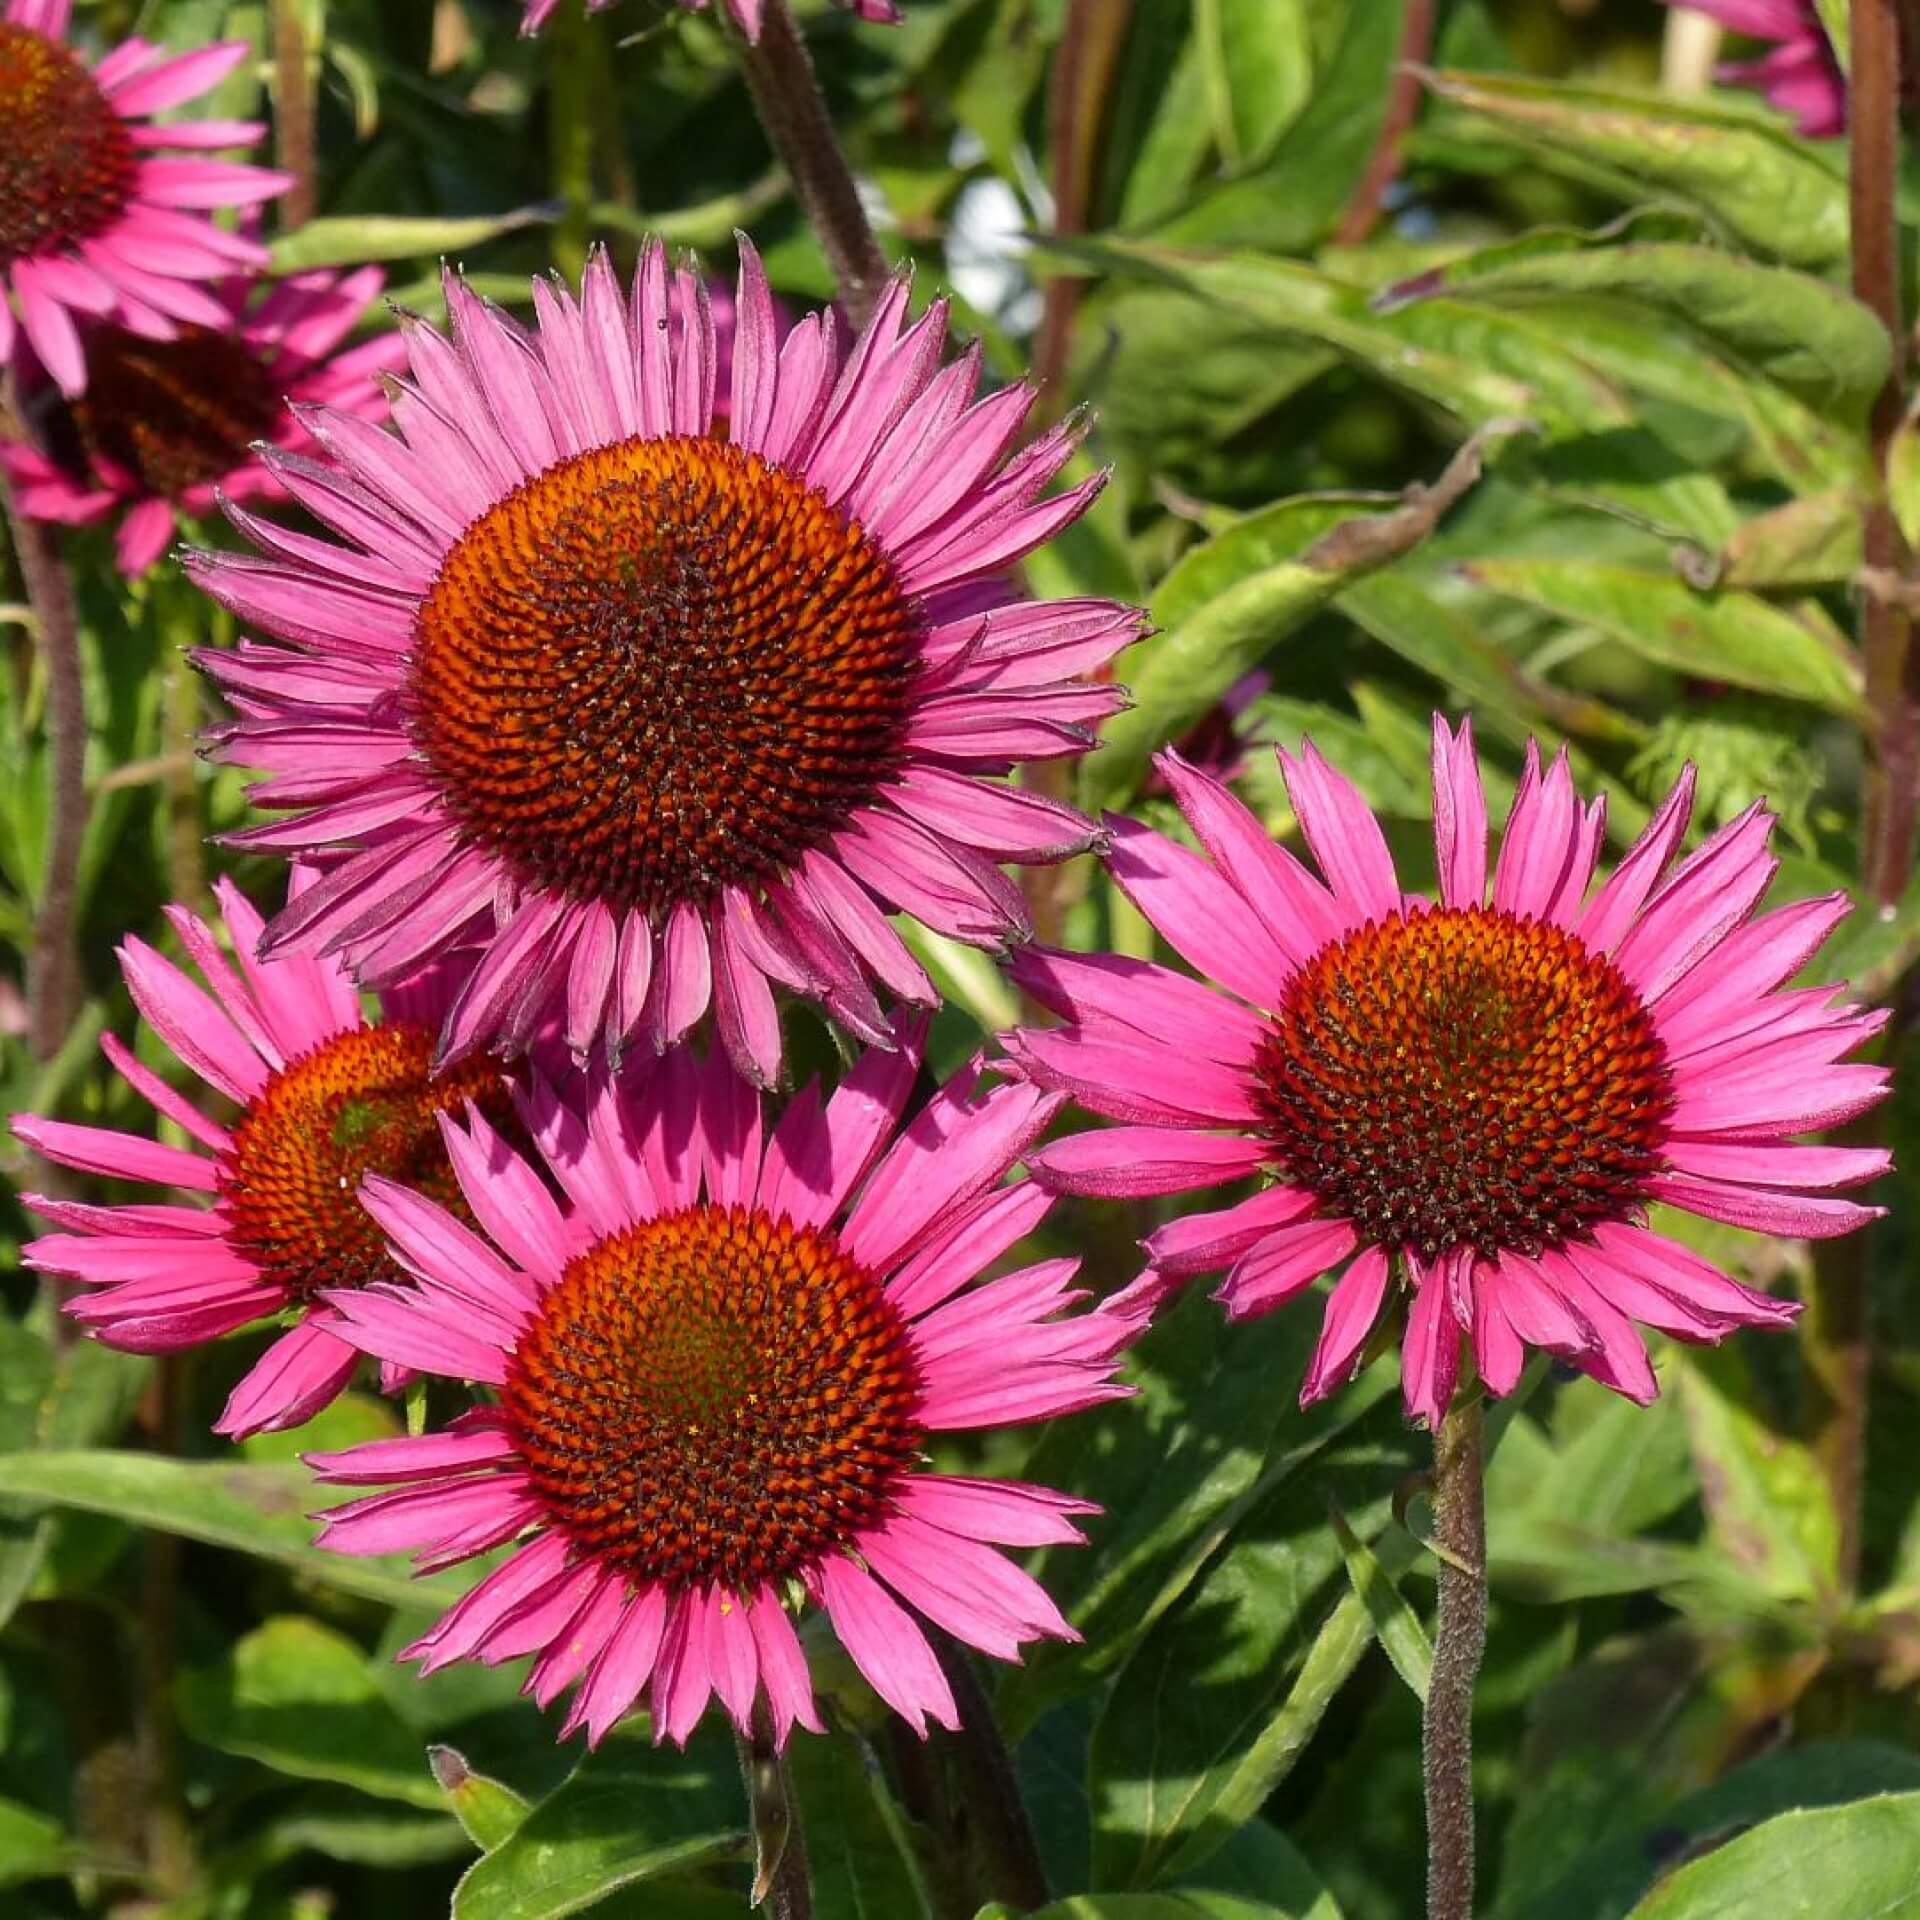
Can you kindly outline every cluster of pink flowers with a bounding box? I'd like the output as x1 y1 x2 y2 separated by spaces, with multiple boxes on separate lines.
6 0 1890 1762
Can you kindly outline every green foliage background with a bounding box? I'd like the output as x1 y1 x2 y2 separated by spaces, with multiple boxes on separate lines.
4 0 1920 1916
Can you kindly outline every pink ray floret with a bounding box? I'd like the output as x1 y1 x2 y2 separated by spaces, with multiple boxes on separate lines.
192 239 1140 1085
12 876 478 1437
0 0 293 396
306 1027 1145 1749
1669 0 1845 137
1 264 405 575
1007 718 1890 1427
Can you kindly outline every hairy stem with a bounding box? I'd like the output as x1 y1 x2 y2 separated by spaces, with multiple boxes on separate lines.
1 453 86 1066
272 0 318 227
730 0 891 328
1423 1390 1486 1920
1334 0 1437 246
930 1633 1050 1912
1855 0 1915 905
737 1706 811 1917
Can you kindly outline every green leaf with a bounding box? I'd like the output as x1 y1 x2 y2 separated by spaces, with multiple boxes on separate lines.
268 206 556 271
1083 437 1513 809
0 1796 69 1889
996 1291 1393 1738
178 1616 445 1808
1380 226 1889 418
1692 490 1863 590
1419 71 1850 272
1194 0 1313 171
1672 1346 1840 1605
432 1746 532 1853
1889 407 1920 551
1329 1504 1432 1704
788 1728 930 1920
987 1898 1313 1919
1627 1791 1920 1918
0 1450 466 1612
1461 560 1864 716
450 1724 746 1920
1090 1397 1423 1889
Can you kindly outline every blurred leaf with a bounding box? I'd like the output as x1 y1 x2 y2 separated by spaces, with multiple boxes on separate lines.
981 1896 1321 1919
451 1724 745 1920
1889 406 1920 551
0 1795 69 1889
432 1746 532 1853
1673 1347 1839 1606
1195 0 1313 171
0 1451 465 1612
896 921 1019 1034
1626 1790 1920 1918
1145 0 1410 252
179 1616 444 1808
1461 560 1864 716
1330 1504 1431 1704
268 205 556 269
1420 72 1850 272
1691 490 1863 590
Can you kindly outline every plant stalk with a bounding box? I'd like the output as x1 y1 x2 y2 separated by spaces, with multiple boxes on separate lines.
272 0 319 227
1334 0 1437 246
549 0 596 280
1423 1389 1486 1920
737 1704 812 1917
729 0 891 328
930 1632 1050 1912
1 451 86 1066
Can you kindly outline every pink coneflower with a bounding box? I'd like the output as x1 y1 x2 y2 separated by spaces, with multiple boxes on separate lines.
307 1032 1139 1747
1672 1 1845 137
518 0 902 38
12 878 506 1438
0 0 291 396
193 241 1136 1084
1007 718 1890 1427
2 265 404 575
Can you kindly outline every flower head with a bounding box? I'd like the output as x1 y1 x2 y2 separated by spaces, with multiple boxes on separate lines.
3 264 404 575
1673 0 1844 137
193 242 1137 1084
519 0 902 39
13 876 502 1438
1007 719 1890 1426
306 1031 1140 1748
0 0 291 396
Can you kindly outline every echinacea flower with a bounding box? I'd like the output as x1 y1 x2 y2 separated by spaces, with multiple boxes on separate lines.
1007 718 1890 1427
12 877 505 1438
0 0 291 395
1670 1 1845 137
2 265 404 575
193 241 1137 1084
518 0 902 40
306 1031 1140 1748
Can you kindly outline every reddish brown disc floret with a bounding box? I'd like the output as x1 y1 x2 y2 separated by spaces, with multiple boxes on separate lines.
408 434 920 919
220 1024 513 1299
0 24 136 270
66 327 285 500
1252 906 1673 1264
502 1205 924 1592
